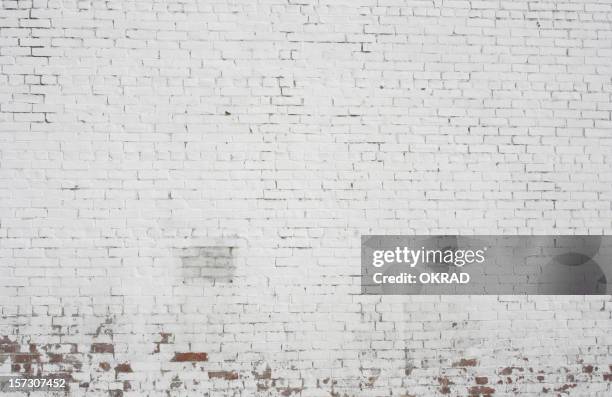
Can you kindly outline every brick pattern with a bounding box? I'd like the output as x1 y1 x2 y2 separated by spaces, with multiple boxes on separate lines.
1 0 611 396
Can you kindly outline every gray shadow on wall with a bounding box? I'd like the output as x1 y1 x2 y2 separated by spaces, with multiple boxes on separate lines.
538 236 607 294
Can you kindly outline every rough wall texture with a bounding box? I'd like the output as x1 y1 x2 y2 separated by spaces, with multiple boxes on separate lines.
1 0 612 396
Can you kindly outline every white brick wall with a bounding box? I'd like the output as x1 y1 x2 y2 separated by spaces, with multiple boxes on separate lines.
1 0 611 395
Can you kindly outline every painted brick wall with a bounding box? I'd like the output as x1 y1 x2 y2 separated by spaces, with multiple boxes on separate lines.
1 0 611 396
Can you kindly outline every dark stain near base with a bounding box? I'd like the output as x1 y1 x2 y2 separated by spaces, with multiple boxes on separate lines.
0 336 19 355
48 353 62 363
170 375 182 389
159 332 172 344
36 373 74 390
438 376 454 394
554 383 576 393
94 317 114 337
278 387 303 396
360 370 379 389
1 338 80 392
171 352 208 362
0 337 20 366
254 364 276 391
253 366 272 380
208 370 239 380
453 358 478 367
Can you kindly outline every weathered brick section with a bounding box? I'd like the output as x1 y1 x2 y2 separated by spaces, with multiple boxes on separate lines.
1 0 611 396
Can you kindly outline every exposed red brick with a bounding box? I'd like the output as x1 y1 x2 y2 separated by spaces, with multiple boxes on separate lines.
475 377 488 385
13 353 40 363
171 352 208 362
90 343 114 354
537 375 545 382
603 373 612 382
115 363 133 373
99 362 111 371
153 333 173 353
208 370 239 380
468 385 495 396
582 365 594 373
453 358 478 367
